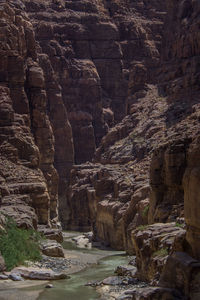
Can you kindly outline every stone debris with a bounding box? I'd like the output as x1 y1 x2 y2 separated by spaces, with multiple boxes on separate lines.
25 255 72 273
9 273 24 281
115 265 137 277
45 284 54 288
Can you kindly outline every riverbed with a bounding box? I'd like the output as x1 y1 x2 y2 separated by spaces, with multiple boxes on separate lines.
0 231 130 300
38 231 129 300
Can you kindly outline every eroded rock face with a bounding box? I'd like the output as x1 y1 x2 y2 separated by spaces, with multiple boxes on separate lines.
24 0 111 165
149 140 189 224
0 3 200 298
159 252 200 299
0 3 50 227
23 0 167 164
67 162 136 249
183 137 200 260
131 223 185 283
22 0 166 227
0 2 54 227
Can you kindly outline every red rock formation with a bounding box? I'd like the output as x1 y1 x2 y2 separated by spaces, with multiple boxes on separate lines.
24 0 108 164
0 1 57 228
66 0 200 273
130 1 200 298
66 0 168 245
0 2 200 297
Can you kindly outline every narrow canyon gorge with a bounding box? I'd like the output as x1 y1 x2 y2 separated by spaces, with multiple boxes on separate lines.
0 0 200 299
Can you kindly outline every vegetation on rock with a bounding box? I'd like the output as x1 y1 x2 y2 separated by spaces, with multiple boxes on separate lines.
0 218 42 271
152 248 168 258
136 225 148 231
142 205 149 217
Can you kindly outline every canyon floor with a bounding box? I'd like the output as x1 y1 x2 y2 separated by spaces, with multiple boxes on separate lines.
0 232 134 300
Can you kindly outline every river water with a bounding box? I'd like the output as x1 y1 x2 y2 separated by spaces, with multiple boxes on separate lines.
37 231 129 300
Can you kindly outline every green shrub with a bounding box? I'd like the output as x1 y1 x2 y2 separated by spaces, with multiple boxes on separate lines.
152 248 168 258
136 225 148 231
0 218 42 271
175 222 184 228
142 205 149 217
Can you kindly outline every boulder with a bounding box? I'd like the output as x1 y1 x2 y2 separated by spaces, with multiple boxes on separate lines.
102 276 125 286
115 265 136 277
72 234 91 249
102 276 137 286
40 240 64 257
9 273 24 281
45 284 54 288
10 267 69 280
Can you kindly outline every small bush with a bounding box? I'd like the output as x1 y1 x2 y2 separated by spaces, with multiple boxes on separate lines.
136 225 148 231
175 222 184 228
0 218 42 271
142 205 149 217
152 248 168 258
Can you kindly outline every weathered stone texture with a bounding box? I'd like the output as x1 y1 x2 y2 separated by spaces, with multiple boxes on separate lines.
0 1 58 228
183 137 200 260
131 223 185 283
65 4 200 298
0 2 200 298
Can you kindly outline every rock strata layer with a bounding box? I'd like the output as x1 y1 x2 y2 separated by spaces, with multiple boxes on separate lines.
0 1 57 228
67 0 200 254
65 1 200 299
0 1 200 299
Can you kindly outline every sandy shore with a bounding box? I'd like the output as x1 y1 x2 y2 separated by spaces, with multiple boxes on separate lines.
0 280 48 300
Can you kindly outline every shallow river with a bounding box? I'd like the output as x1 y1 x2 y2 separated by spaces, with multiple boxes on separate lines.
37 232 129 300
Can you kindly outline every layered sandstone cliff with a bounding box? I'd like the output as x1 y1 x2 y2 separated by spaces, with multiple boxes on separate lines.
66 1 200 298
0 0 200 298
0 1 58 228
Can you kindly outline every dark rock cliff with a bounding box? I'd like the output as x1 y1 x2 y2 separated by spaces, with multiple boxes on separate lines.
0 0 200 298
65 0 200 297
0 1 58 228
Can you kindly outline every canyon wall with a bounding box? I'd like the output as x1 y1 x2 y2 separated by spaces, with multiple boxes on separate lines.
68 0 200 244
0 1 200 298
65 0 167 244
66 2 200 298
0 1 58 228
